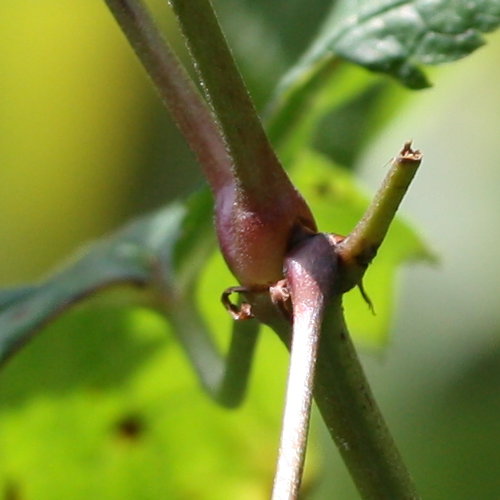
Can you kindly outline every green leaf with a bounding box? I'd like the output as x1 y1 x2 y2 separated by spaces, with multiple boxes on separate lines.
268 62 377 166
172 189 216 291
0 287 36 311
0 304 282 499
0 187 278 497
0 185 257 410
278 0 500 94
290 149 432 347
0 191 215 365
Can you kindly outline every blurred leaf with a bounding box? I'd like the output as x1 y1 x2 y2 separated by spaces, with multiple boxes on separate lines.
268 61 375 165
311 82 387 167
277 0 500 103
268 63 398 172
290 149 432 346
0 191 215 366
267 58 407 173
0 304 279 500
173 189 216 291
218 0 334 71
0 191 278 499
0 287 36 311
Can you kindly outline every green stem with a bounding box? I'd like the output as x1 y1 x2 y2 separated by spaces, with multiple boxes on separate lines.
168 0 295 197
338 142 422 268
266 295 419 499
216 316 260 407
166 294 259 408
272 234 334 499
104 0 232 191
312 297 420 499
264 232 419 499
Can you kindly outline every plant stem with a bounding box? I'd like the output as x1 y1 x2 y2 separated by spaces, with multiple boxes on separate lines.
312 297 420 499
216 307 260 407
268 298 419 499
166 294 259 408
167 0 317 287
338 142 422 269
265 232 419 499
106 3 420 497
104 0 232 192
272 234 337 499
168 0 296 197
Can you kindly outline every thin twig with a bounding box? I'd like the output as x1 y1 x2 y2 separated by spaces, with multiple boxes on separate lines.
272 228 419 499
168 0 293 195
165 294 259 408
338 142 422 269
272 234 337 499
267 291 419 500
104 0 232 192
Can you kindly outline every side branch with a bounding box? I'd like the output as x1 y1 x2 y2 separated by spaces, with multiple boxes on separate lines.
338 142 422 270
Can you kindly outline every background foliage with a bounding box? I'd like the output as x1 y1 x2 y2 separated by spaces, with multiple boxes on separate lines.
0 0 499 498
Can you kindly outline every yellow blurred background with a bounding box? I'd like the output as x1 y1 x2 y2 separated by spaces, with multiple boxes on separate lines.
0 0 199 284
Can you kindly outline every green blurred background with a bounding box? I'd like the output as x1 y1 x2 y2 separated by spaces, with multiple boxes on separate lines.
0 1 499 498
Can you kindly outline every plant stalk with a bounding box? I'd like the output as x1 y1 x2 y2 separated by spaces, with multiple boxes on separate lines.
104 0 232 192
311 297 420 499
272 234 337 499
165 293 259 408
106 2 421 497
168 0 297 198
338 142 422 268
266 232 419 499
267 297 420 499
167 0 317 287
